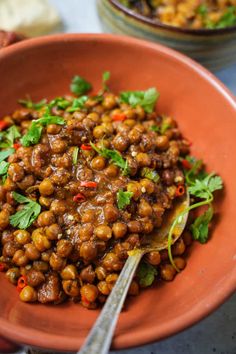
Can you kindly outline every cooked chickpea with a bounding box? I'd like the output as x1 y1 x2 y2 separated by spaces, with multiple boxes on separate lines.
104 204 119 222
104 164 119 178
140 178 155 194
127 182 141 200
128 127 141 144
156 135 169 150
113 134 130 152
182 230 192 246
102 93 117 110
138 199 153 217
33 260 49 273
6 267 20 284
173 257 186 270
127 220 142 233
39 196 52 208
91 156 106 170
50 200 67 215
56 239 73 258
112 222 127 239
62 280 80 297
136 152 151 167
26 269 45 287
24 243 40 260
103 252 123 271
19 286 37 302
80 265 95 283
93 125 106 139
51 139 67 154
14 230 31 245
80 241 97 261
78 223 94 241
37 211 55 227
80 284 98 303
81 209 96 223
128 280 139 296
0 210 10 230
12 250 29 266
98 281 110 295
45 224 62 240
61 265 78 280
106 273 118 290
94 225 112 241
95 266 107 281
32 230 51 251
8 163 25 182
160 264 176 281
49 252 66 271
39 179 54 196
146 251 161 266
172 238 186 256
46 124 62 134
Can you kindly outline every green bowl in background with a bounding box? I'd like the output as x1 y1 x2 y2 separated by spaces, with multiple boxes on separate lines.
97 0 236 71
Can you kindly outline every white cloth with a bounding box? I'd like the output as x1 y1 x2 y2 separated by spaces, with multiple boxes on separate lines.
0 0 61 36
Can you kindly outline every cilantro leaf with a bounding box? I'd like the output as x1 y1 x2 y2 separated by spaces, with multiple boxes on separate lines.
190 206 213 243
90 142 129 175
102 71 110 91
0 126 21 148
0 148 15 163
68 96 88 112
188 173 223 199
197 4 208 16
116 189 133 210
120 88 159 113
184 156 205 185
10 192 41 229
137 262 157 287
72 147 79 165
150 122 170 135
141 167 160 183
21 122 43 147
18 98 47 110
70 75 92 96
208 175 223 193
21 115 65 147
215 6 236 28
49 97 70 110
0 160 10 182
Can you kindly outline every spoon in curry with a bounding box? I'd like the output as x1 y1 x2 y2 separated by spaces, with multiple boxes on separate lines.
79 193 189 354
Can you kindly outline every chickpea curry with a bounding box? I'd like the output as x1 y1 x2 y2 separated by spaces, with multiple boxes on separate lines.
0 72 222 307
119 0 236 29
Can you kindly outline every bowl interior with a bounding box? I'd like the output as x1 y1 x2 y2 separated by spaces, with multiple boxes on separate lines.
0 34 235 352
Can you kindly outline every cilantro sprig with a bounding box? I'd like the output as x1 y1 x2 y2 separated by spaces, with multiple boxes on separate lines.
21 113 65 147
70 75 92 96
68 96 88 112
10 192 41 229
120 88 159 113
137 262 157 287
117 189 133 210
18 98 47 110
90 142 129 175
167 156 223 271
150 121 171 135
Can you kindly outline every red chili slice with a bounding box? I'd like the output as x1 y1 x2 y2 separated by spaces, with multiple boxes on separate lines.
80 181 97 188
13 143 21 150
17 275 27 292
73 193 86 202
175 185 185 197
0 263 6 272
0 121 8 130
181 159 192 170
112 113 126 121
81 144 92 151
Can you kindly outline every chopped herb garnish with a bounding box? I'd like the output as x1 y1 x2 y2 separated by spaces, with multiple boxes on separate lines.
137 262 157 287
70 75 92 96
72 147 79 165
117 189 133 210
10 192 41 229
102 71 110 92
0 160 10 182
190 206 214 244
141 167 160 183
21 115 65 147
206 6 236 29
68 96 88 112
120 88 159 113
0 148 15 163
150 121 170 134
167 160 223 271
90 142 129 175
49 97 70 110
197 4 208 16
0 125 21 148
18 98 47 110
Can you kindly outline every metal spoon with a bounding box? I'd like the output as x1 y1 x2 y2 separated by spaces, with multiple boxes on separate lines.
78 194 189 354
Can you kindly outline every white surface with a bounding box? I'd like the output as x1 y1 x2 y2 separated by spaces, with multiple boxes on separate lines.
17 0 236 353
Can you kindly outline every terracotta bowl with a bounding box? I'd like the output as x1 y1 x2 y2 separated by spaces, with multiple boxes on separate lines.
0 34 235 352
97 0 236 71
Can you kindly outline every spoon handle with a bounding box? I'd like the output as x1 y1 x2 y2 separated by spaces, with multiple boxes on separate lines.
78 251 143 354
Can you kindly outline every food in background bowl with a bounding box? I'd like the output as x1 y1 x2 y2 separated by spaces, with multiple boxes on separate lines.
118 0 236 29
0 73 222 307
